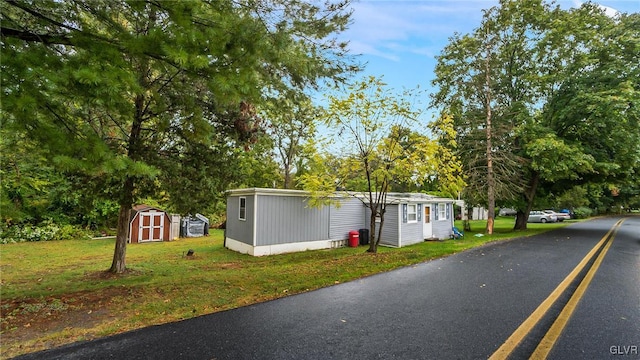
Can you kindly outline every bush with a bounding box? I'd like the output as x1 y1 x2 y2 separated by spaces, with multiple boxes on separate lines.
0 222 91 244
53 224 92 241
572 207 593 219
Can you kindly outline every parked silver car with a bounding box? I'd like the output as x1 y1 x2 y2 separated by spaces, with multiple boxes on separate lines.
499 208 517 216
528 210 557 223
545 210 570 222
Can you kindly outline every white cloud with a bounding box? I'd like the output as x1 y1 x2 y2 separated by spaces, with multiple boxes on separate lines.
599 4 620 17
348 40 401 61
342 1 486 60
572 0 620 17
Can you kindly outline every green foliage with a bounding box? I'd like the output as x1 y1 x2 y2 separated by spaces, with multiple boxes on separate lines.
555 186 590 210
523 132 595 181
431 0 555 210
301 76 431 251
232 136 282 190
0 129 54 224
0 222 91 244
429 113 466 197
264 95 319 189
432 0 640 229
542 9 640 185
2 0 357 271
572 207 593 219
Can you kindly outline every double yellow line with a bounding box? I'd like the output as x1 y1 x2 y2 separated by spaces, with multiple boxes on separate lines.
489 218 626 360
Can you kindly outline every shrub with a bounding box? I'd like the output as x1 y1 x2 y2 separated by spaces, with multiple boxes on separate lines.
53 224 92 241
0 222 91 244
573 207 593 219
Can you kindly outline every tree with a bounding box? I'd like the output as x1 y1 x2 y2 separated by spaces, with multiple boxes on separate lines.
265 95 319 189
504 6 640 227
534 8 640 216
432 1 639 230
0 128 55 225
1 0 357 273
300 76 434 253
233 135 282 189
431 0 551 233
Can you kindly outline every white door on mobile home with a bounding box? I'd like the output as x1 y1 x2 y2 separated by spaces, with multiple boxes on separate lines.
423 205 432 239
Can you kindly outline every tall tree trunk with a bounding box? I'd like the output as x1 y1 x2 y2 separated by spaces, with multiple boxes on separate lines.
367 206 378 253
110 201 131 273
110 176 135 273
108 9 153 273
464 205 472 232
109 93 145 273
375 207 385 251
514 171 539 230
283 163 291 189
484 40 495 235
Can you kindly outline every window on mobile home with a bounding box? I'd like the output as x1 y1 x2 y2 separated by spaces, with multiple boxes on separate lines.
239 197 246 221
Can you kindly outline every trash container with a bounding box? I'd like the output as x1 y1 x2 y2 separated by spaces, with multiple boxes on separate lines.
359 228 369 245
348 230 359 247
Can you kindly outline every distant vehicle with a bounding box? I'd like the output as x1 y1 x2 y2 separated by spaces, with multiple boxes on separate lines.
499 208 517 216
559 209 574 218
546 210 570 222
528 211 557 223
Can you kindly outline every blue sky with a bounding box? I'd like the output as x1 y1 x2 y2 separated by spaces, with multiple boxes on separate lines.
339 0 640 123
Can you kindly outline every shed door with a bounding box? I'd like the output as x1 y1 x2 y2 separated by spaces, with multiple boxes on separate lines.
423 205 432 239
139 212 164 242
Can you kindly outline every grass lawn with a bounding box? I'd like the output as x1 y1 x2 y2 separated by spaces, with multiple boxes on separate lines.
0 217 574 358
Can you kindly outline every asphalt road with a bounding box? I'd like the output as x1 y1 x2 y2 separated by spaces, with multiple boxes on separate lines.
14 216 639 360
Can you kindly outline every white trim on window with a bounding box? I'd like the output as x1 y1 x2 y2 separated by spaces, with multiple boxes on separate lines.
438 203 447 221
239 197 247 221
407 204 417 223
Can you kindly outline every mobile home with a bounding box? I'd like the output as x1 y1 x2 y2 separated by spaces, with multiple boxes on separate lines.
225 188 455 256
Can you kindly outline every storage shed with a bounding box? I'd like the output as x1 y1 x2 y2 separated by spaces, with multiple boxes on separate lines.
225 188 455 256
180 214 210 237
128 205 173 243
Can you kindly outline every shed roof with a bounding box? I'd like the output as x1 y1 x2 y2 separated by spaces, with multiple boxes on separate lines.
132 204 164 213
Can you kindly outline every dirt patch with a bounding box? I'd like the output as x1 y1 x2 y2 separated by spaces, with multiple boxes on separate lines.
217 262 243 270
1 273 140 357
199 262 243 271
83 267 143 280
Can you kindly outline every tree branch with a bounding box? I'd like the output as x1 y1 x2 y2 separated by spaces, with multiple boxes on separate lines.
0 27 72 45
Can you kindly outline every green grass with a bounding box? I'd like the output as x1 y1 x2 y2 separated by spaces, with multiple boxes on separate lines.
455 216 572 240
0 218 575 358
